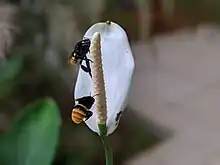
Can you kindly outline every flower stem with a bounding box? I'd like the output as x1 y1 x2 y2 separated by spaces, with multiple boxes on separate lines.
101 135 113 165
98 124 113 165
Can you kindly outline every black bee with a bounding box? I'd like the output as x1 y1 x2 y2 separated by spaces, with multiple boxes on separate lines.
68 38 93 78
71 94 99 124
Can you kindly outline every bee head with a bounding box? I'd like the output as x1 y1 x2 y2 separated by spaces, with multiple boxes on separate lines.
75 96 95 109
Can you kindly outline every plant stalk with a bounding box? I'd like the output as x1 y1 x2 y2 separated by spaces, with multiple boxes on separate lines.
99 124 113 165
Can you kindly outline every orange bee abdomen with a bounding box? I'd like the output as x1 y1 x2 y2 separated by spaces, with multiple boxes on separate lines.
71 108 86 124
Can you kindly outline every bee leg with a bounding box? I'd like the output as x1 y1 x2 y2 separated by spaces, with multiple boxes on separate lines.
79 59 83 64
80 64 88 72
88 59 93 63
85 59 92 77
80 64 92 77
88 71 92 78
80 63 92 78
78 59 86 66
79 57 92 78
82 56 93 63
85 111 93 121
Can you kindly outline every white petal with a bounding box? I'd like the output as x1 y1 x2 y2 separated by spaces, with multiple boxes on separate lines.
74 21 135 135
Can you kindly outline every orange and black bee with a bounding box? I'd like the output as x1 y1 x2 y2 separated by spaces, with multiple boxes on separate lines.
71 94 98 124
68 38 93 78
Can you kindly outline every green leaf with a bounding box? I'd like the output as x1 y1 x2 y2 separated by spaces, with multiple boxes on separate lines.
0 98 61 165
0 56 23 99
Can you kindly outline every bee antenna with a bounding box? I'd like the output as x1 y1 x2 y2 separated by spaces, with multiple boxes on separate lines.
92 93 100 98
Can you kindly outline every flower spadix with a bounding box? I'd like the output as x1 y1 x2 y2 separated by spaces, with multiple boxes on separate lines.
74 21 135 135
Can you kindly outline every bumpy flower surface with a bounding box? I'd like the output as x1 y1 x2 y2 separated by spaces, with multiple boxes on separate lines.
74 21 135 135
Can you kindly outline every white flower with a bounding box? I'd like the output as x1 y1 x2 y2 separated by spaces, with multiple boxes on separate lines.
74 21 135 135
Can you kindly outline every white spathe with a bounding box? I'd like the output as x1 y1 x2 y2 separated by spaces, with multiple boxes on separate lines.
74 21 135 135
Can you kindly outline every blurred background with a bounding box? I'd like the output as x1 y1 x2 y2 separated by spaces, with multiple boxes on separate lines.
1 0 220 165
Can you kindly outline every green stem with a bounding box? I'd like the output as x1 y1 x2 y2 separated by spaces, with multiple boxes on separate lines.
98 124 113 165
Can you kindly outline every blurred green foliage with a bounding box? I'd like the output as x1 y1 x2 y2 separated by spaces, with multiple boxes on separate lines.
0 98 61 165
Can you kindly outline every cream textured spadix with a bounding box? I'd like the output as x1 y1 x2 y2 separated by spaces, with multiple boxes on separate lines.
74 21 135 135
90 32 107 125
